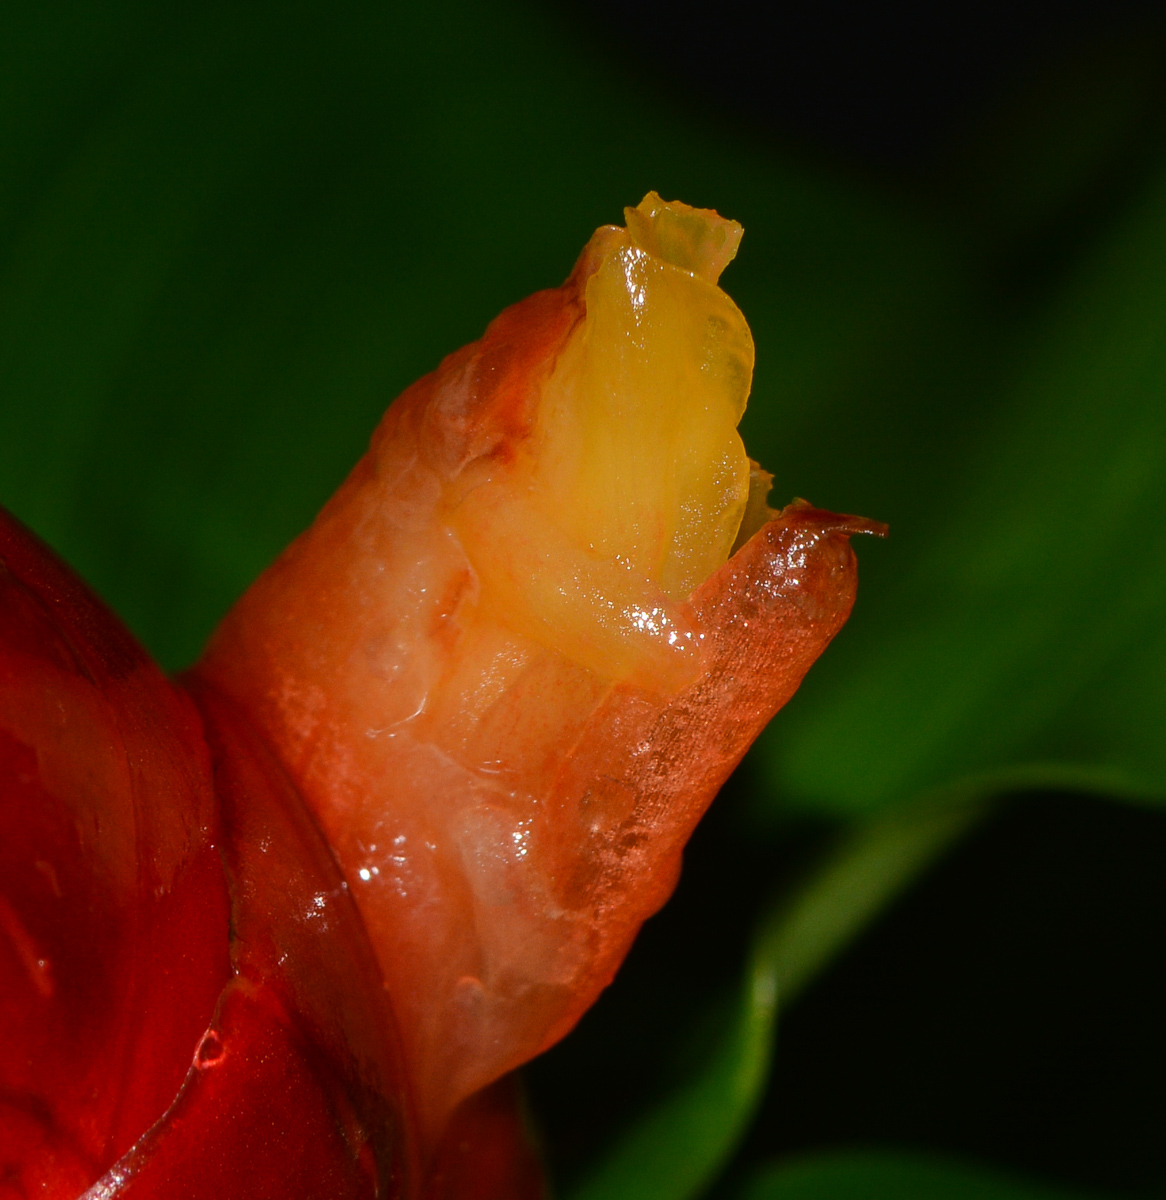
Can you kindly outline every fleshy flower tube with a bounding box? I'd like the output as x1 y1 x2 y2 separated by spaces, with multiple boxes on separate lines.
197 194 883 1154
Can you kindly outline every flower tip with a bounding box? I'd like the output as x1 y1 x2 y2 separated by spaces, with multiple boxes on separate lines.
624 191 743 283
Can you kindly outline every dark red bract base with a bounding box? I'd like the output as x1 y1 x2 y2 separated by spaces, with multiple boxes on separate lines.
0 508 544 1200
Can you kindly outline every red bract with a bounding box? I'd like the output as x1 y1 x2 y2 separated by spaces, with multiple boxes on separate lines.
2 198 881 1198
0 507 230 1197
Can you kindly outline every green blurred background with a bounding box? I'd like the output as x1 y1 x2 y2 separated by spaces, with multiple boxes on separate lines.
4 1 1166 1197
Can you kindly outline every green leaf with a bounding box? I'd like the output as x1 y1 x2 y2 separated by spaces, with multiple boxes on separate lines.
568 793 988 1200
740 1150 1102 1200
752 154 1166 818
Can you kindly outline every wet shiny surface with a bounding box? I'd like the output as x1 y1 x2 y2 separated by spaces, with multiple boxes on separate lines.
197 199 878 1150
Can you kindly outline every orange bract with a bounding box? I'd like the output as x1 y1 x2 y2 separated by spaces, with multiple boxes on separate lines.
196 194 883 1154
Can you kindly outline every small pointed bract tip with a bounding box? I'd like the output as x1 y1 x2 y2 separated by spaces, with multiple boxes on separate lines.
781 497 888 539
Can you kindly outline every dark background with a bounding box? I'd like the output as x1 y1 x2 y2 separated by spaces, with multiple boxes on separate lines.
524 2 1166 1196
570 0 1162 170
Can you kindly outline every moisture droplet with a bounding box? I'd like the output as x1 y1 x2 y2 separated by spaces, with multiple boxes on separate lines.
196 1030 224 1066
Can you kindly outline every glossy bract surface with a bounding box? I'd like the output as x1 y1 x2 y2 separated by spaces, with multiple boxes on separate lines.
0 508 230 1198
0 510 423 1199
